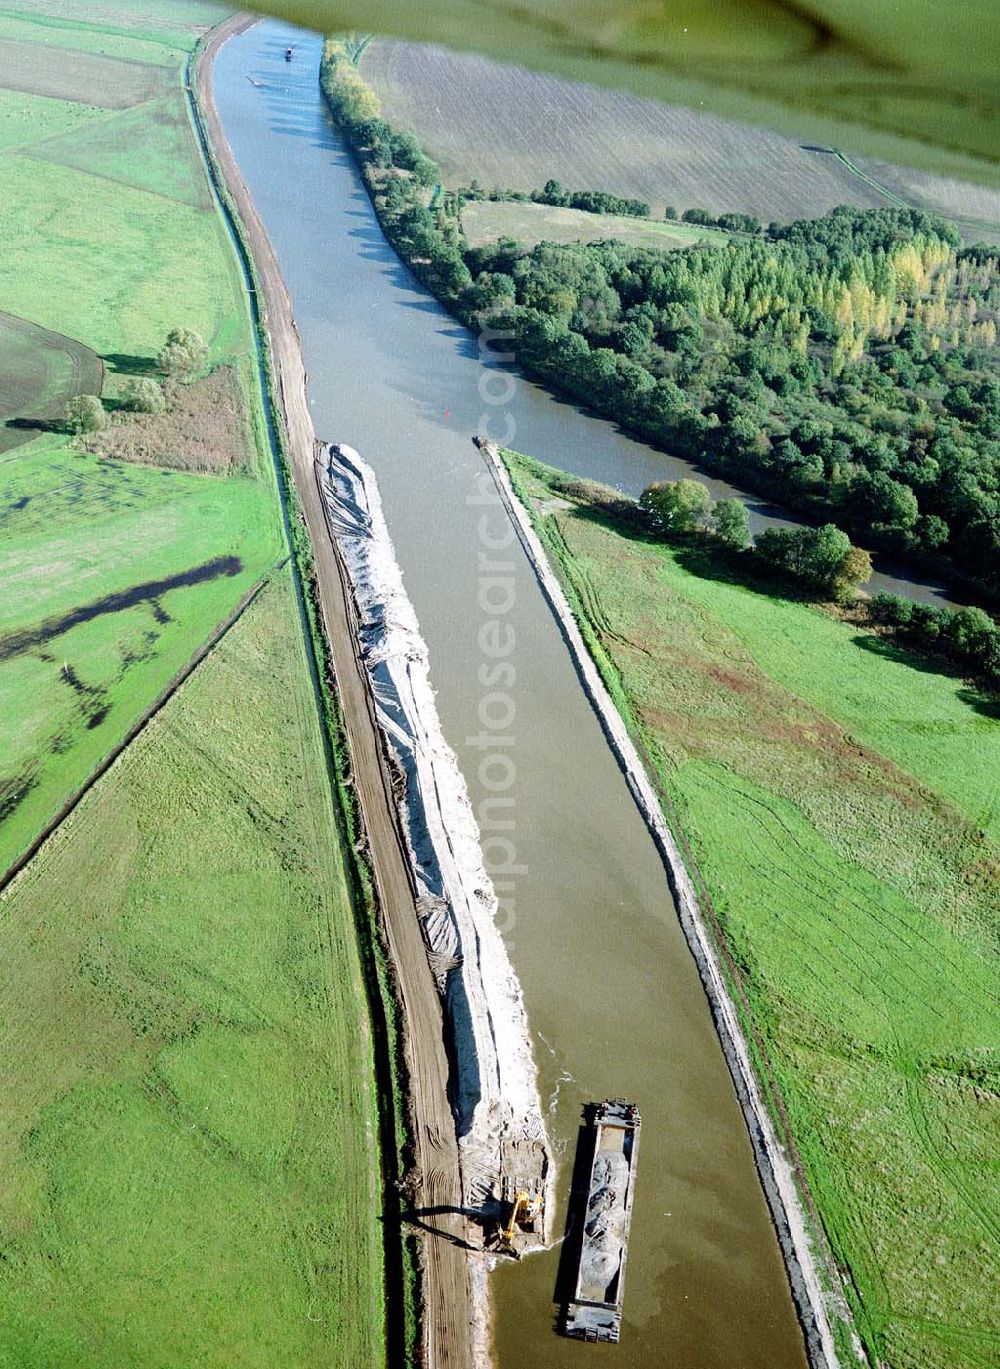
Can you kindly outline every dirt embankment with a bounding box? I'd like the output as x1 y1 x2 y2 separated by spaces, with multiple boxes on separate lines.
479 438 844 1369
194 19 477 1369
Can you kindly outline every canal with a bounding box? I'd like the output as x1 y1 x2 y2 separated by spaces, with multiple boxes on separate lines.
213 23 833 1367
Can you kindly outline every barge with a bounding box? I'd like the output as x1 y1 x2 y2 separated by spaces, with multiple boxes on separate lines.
563 1100 640 1344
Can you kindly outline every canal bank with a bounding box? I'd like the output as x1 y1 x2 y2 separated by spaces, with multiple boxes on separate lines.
212 21 815 1368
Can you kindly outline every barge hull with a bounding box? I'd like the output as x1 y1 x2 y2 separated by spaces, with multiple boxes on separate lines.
563 1100 641 1344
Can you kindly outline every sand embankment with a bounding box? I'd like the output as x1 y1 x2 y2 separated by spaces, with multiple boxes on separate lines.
317 441 550 1208
478 438 842 1369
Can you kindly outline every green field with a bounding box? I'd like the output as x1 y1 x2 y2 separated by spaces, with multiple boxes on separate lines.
0 5 387 1361
0 436 282 873
460 198 727 251
0 311 102 451
0 0 277 872
0 571 385 1368
27 93 215 208
506 450 1000 1369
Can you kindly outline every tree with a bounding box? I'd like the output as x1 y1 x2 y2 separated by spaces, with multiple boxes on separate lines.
849 469 920 530
714 498 751 548
755 522 853 594
640 478 714 533
122 377 166 414
158 327 208 380
835 544 874 599
947 606 996 660
65 394 106 434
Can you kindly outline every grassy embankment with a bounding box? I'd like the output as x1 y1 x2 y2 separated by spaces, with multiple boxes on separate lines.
0 4 280 872
0 6 388 1364
504 449 999 1369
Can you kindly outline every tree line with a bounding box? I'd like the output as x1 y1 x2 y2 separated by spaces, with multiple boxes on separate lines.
320 41 1000 610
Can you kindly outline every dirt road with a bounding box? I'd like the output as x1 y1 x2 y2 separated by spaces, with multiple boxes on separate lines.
194 18 475 1368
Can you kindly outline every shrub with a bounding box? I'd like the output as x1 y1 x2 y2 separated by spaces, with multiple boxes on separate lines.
713 498 751 548
65 394 106 434
122 377 166 415
640 478 714 533
159 327 208 380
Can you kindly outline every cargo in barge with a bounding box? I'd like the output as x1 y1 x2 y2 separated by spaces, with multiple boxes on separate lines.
563 1099 640 1344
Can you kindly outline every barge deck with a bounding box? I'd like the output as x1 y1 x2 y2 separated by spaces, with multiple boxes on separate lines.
563 1100 641 1344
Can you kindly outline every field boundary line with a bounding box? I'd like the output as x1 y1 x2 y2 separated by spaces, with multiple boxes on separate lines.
0 567 275 898
480 437 848 1369
830 150 911 209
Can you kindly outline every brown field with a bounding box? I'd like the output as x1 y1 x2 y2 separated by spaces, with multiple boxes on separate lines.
362 40 886 222
0 310 102 452
0 37 165 108
461 199 727 251
84 367 251 472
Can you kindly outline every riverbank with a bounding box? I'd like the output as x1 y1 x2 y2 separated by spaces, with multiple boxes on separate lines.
479 440 844 1368
500 444 1000 1369
195 19 478 1366
322 44 993 613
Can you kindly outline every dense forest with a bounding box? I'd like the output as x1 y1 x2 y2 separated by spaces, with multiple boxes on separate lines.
322 44 1000 603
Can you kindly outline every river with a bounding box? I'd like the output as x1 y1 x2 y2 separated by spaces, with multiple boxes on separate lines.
213 24 830 1368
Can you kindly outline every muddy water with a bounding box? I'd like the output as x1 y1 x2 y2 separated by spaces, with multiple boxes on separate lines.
213 25 820 1367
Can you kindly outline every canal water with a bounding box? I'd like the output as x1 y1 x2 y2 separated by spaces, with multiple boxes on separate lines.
213 24 840 1367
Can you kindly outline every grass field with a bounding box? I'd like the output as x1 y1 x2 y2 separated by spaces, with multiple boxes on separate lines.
0 152 247 364
0 436 282 874
506 450 1000 1369
460 198 727 251
0 6 387 1360
0 311 102 451
0 0 222 57
0 570 385 1369
28 92 215 208
0 35 167 107
362 40 887 222
0 10 196 63
0 1 278 874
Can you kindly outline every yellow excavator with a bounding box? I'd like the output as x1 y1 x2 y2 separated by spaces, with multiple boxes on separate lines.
497 1190 544 1257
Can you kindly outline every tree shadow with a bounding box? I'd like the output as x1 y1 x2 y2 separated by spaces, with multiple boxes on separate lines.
101 352 159 376
852 634 1000 713
5 416 60 435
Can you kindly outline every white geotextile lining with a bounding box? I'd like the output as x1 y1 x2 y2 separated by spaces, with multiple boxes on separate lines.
317 443 547 1193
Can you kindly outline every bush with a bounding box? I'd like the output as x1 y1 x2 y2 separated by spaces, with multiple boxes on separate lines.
755 522 863 596
122 377 166 415
159 327 208 380
640 478 714 533
713 498 751 548
65 394 106 434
